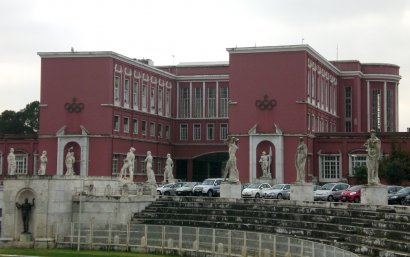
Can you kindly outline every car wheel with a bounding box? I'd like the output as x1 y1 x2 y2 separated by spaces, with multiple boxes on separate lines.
207 190 213 197
400 198 406 205
327 195 334 202
157 191 162 195
277 193 283 199
354 197 360 203
164 191 170 196
255 193 260 198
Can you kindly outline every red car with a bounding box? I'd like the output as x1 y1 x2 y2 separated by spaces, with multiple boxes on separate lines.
340 185 362 203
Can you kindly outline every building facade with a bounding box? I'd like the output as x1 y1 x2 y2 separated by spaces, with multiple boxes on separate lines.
0 45 406 184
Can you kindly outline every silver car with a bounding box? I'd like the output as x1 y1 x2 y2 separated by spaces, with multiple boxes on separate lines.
314 183 350 202
157 182 185 196
263 184 291 199
241 183 271 198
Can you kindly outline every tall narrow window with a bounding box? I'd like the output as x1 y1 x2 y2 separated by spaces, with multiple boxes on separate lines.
140 158 146 174
123 117 129 133
307 68 311 100
150 86 156 114
372 89 381 132
220 124 228 140
219 87 228 118
193 124 201 140
307 113 310 131
142 120 147 135
345 87 352 132
112 154 120 175
114 76 120 105
0 153 3 175
320 154 341 181
114 115 120 131
150 122 155 137
179 87 190 118
158 123 163 138
349 154 366 176
165 90 170 117
387 89 393 132
207 124 214 140
124 78 130 108
157 159 162 174
15 154 28 175
158 87 163 115
165 125 170 139
133 81 139 110
142 84 147 112
133 119 138 134
193 87 203 118
207 87 216 118
180 124 188 141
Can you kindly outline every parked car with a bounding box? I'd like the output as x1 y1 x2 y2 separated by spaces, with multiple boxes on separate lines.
340 185 362 203
263 184 291 199
193 178 224 197
387 185 403 196
176 182 200 196
404 195 410 206
388 187 410 205
284 184 321 200
157 182 185 195
314 183 350 202
241 183 271 198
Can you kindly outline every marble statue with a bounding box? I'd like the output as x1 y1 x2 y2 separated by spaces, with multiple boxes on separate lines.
224 136 240 183
163 153 175 183
38 151 47 175
259 148 272 178
16 198 35 233
145 151 156 184
65 147 75 176
7 148 16 175
295 137 307 183
364 129 381 185
119 147 135 180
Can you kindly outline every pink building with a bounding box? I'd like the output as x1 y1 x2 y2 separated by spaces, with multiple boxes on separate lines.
0 45 406 184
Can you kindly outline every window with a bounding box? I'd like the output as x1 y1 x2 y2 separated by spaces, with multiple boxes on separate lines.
15 154 28 175
0 153 2 175
193 124 201 140
220 124 228 140
142 84 147 112
133 119 138 134
124 78 130 108
349 154 366 176
157 159 162 174
114 115 120 131
207 124 214 140
193 87 203 118
112 154 120 175
150 86 156 114
311 115 315 132
165 89 170 117
345 87 352 132
387 89 393 132
180 124 188 141
150 122 155 137
158 123 163 138
307 113 310 131
219 87 228 117
179 87 190 118
319 154 341 182
114 76 120 105
207 87 216 117
123 117 129 133
142 120 147 136
33 153 38 175
140 158 146 174
372 89 381 132
165 125 170 139
133 81 139 110
158 87 163 115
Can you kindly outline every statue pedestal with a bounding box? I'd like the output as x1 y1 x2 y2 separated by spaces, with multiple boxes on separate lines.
220 182 241 199
19 233 33 242
290 183 314 201
361 185 387 205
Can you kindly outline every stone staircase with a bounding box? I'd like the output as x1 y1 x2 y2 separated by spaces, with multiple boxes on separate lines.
131 197 410 257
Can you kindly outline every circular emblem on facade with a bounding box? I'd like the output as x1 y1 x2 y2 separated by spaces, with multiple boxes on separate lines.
64 98 84 113
255 95 277 110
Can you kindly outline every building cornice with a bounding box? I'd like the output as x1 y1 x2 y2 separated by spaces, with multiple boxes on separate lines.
176 74 229 81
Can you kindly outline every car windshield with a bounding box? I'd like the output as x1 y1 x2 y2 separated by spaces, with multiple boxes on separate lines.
247 183 261 189
397 187 410 194
163 184 173 188
320 183 335 190
349 185 362 191
271 184 284 189
202 179 215 185
184 182 196 187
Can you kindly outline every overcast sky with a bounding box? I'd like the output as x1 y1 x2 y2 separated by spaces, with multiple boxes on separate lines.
1 0 410 131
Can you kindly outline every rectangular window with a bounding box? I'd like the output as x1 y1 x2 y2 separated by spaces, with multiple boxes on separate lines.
307 113 310 131
220 124 228 140
124 78 130 108
123 117 130 133
193 87 203 118
166 125 170 139
207 87 216 118
350 154 366 176
150 122 155 137
33 153 38 175
140 158 146 174
142 84 147 112
133 156 138 174
133 81 139 110
112 154 120 175
207 124 214 140
311 115 315 132
0 153 2 175
157 159 162 175
158 87 163 115
193 124 201 140
219 87 228 117
179 87 190 118
15 154 28 175
320 154 341 181
345 87 352 132
114 76 120 105
387 89 393 132
158 123 163 138
150 86 156 114
142 120 147 136
133 119 138 134
180 124 188 140
114 115 120 131
372 89 381 132
165 89 171 117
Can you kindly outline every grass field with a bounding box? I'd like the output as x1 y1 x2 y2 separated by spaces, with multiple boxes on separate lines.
0 248 178 257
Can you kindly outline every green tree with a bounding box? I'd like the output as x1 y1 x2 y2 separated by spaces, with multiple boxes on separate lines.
0 101 39 135
353 165 367 184
379 141 410 185
20 100 39 134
